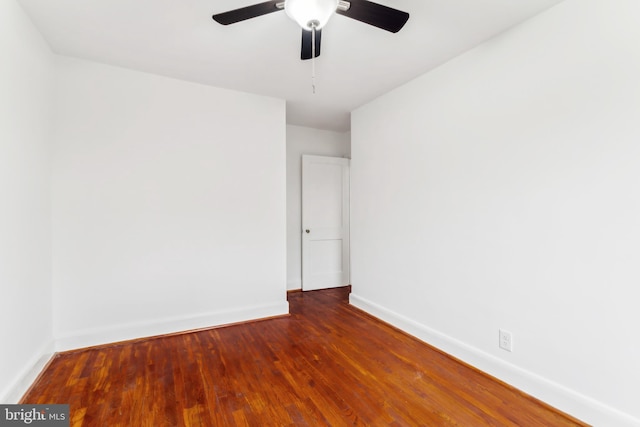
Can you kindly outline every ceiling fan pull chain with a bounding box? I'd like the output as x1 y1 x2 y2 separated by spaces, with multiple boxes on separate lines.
311 24 316 94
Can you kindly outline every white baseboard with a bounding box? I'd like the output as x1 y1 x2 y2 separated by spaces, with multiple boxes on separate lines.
0 340 55 404
287 278 301 291
349 293 640 427
55 300 290 352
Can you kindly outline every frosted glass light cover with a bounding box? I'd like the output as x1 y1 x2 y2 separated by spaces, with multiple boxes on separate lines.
285 0 339 30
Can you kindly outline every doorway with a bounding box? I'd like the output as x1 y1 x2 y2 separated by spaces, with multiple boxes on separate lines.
301 155 350 291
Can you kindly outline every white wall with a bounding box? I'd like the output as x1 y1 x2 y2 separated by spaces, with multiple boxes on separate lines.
350 0 640 426
52 57 288 350
286 125 350 290
0 0 54 403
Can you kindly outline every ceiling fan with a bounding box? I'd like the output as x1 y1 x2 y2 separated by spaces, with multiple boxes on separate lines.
212 0 409 60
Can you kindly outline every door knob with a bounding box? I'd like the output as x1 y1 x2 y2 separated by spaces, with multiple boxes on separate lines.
305 229 310 233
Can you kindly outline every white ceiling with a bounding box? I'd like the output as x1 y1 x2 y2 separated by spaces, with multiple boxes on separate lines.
18 0 563 132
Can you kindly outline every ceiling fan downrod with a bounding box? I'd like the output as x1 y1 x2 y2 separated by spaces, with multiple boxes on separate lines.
310 20 318 94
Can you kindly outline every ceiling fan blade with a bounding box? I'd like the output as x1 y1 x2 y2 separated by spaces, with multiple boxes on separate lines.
301 29 322 60
212 1 283 25
336 0 409 33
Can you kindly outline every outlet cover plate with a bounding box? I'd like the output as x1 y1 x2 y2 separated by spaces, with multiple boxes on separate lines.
499 329 513 352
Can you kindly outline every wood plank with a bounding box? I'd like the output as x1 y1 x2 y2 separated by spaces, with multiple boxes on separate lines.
21 286 588 426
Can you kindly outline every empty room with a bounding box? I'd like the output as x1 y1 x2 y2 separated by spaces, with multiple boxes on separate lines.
1 0 639 425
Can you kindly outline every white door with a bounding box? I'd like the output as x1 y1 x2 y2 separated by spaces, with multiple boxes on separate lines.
302 155 350 291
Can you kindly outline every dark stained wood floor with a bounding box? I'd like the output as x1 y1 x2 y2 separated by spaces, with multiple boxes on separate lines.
22 287 587 426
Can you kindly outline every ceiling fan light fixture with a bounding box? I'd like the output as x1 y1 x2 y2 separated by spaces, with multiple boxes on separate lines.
284 0 339 30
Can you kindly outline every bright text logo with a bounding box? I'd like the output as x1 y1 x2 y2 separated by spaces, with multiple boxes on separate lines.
0 405 69 426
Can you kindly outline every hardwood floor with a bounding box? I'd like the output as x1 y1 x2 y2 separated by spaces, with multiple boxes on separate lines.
22 287 587 426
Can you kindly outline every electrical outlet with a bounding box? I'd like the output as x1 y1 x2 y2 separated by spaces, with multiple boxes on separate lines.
499 329 513 352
